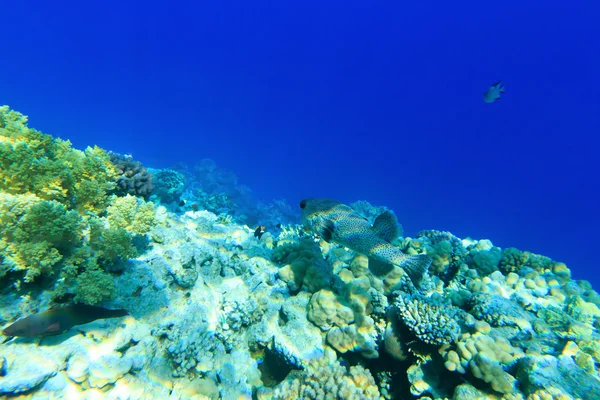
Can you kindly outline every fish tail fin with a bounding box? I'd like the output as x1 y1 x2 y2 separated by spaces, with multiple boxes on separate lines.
398 254 432 285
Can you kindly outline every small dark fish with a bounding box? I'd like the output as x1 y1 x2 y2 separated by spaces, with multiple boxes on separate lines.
2 304 129 337
178 200 186 207
191 204 199 211
254 225 266 240
483 81 505 103
275 223 282 229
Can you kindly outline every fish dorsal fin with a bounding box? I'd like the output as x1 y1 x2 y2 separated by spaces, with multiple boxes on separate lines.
372 210 400 242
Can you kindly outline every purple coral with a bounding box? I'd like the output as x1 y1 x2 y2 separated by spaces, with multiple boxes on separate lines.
108 152 154 199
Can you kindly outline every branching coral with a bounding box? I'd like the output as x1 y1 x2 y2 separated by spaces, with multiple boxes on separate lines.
468 293 532 330
393 292 461 346
0 107 148 304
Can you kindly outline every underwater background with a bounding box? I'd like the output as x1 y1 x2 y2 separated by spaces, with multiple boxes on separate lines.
1 1 600 399
2 0 599 286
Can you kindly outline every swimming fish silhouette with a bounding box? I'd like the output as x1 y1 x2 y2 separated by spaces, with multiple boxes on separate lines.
2 304 128 337
300 198 431 285
483 81 505 103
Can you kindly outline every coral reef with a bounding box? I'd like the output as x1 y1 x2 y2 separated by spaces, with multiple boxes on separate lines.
270 348 381 400
1 106 599 400
151 168 185 204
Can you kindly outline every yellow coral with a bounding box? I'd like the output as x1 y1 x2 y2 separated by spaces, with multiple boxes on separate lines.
107 194 156 235
307 290 354 331
440 332 524 394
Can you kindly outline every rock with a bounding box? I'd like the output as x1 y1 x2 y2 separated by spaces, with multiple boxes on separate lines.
0 357 58 394
87 353 133 388
66 353 89 384
270 294 325 368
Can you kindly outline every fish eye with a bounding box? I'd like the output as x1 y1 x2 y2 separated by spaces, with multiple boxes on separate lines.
299 200 307 209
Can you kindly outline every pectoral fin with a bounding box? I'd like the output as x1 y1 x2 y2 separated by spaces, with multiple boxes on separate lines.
319 220 335 242
372 210 401 242
368 257 395 276
46 322 62 334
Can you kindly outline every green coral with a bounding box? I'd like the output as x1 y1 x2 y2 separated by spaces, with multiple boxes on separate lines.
89 220 138 265
107 194 156 235
0 106 119 213
0 106 145 304
0 194 82 282
73 265 115 304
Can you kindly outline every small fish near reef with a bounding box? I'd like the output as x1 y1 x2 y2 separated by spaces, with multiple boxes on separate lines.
300 198 432 286
2 304 128 337
254 225 267 240
483 80 505 103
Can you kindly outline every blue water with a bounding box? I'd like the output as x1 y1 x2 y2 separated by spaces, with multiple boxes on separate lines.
2 1 598 286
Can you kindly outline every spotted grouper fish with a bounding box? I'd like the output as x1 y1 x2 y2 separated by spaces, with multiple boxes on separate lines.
2 304 128 337
300 198 432 285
